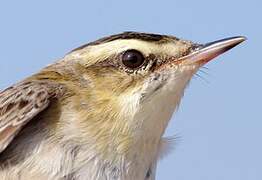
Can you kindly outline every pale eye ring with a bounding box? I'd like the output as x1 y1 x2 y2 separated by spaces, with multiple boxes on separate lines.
121 49 145 69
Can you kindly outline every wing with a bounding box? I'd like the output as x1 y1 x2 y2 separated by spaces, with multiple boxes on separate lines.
0 81 64 153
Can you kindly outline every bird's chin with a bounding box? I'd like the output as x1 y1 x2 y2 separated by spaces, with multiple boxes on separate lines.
141 65 197 106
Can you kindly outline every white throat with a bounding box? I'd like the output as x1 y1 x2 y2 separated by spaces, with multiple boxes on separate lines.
111 69 196 180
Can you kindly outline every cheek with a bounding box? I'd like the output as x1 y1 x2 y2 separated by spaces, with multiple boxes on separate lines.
86 67 137 95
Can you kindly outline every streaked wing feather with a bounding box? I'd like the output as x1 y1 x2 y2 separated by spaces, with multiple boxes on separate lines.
0 81 63 153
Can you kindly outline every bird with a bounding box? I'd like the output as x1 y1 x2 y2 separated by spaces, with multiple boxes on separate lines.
0 32 245 180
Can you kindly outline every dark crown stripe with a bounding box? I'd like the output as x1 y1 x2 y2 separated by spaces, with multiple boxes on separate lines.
71 32 167 52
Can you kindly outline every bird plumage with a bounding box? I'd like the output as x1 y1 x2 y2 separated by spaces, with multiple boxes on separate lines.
0 32 245 180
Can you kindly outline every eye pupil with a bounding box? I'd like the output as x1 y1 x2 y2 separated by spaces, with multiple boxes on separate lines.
122 49 145 69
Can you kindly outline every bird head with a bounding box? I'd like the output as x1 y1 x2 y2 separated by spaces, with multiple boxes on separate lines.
52 32 245 156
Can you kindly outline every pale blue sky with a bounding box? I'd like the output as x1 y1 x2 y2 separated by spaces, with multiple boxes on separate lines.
0 0 261 179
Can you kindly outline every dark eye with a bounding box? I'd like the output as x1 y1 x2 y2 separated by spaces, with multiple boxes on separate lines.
122 49 145 69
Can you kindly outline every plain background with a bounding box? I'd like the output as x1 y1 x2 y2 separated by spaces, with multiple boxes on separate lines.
0 0 261 179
